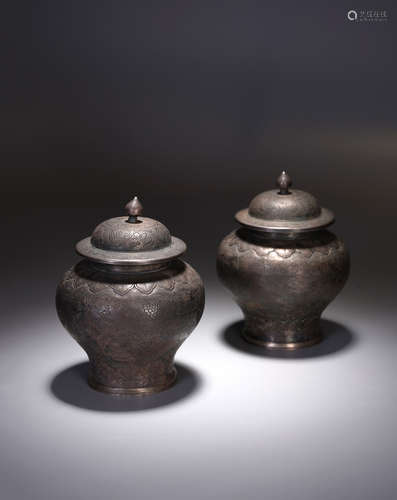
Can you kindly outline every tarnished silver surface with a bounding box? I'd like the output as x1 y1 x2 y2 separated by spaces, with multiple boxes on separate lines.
218 172 350 349
91 216 172 251
76 236 186 265
235 174 334 232
57 259 204 394
235 206 334 232
77 200 186 264
56 197 204 394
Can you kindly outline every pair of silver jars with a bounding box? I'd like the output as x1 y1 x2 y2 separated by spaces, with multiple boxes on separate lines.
56 172 350 394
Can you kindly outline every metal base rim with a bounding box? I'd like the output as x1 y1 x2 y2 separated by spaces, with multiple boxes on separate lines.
242 331 322 350
88 368 177 395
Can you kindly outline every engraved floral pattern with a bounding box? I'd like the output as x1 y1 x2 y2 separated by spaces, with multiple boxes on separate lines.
143 303 160 319
225 231 341 260
62 269 175 297
105 229 155 250
56 256 205 390
91 217 171 251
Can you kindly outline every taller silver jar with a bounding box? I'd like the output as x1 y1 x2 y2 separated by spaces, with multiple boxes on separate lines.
56 197 205 394
217 172 350 350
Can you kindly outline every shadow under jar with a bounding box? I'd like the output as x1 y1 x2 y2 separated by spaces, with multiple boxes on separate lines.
56 197 205 395
217 172 350 350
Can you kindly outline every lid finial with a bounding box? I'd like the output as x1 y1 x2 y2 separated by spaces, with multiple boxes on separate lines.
276 171 292 195
125 196 143 223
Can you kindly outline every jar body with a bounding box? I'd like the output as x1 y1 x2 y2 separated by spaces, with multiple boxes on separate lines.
217 228 349 349
56 259 204 394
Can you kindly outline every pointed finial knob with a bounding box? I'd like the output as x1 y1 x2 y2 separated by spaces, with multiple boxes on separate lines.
276 171 292 195
125 196 143 223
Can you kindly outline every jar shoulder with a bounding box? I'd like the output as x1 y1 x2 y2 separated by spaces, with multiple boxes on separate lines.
57 259 204 299
218 228 349 262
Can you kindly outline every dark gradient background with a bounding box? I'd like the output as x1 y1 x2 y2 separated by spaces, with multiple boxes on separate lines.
1 2 397 500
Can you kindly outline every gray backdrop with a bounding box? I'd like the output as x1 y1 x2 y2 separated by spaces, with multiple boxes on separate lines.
1 2 397 500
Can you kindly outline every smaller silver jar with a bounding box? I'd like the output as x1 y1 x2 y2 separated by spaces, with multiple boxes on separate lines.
217 172 350 349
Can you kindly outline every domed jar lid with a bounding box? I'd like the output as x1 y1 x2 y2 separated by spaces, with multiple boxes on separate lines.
76 196 186 265
235 171 334 233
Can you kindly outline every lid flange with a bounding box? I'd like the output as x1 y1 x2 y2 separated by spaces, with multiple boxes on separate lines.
235 207 334 233
76 236 186 265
